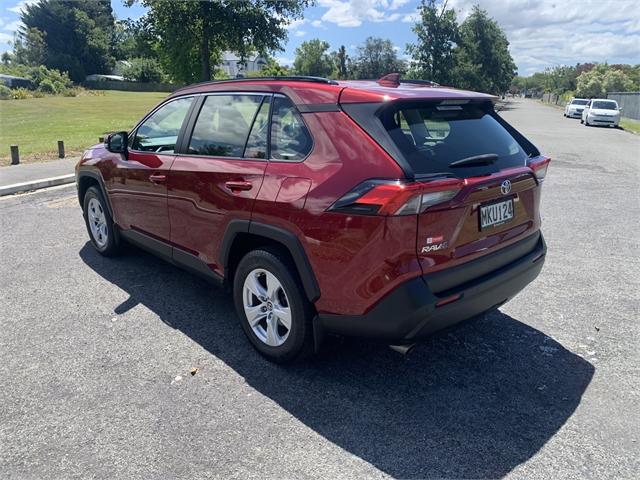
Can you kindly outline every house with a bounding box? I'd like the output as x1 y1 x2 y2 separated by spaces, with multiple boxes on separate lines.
218 52 268 78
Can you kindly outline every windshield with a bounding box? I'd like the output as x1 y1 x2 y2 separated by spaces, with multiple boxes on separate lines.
592 101 617 110
378 102 527 177
571 99 589 105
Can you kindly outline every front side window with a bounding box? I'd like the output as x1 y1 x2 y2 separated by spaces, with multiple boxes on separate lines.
270 96 313 161
131 97 193 153
188 95 263 157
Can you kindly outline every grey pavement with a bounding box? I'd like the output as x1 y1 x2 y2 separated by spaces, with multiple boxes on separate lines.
0 157 78 194
0 99 638 479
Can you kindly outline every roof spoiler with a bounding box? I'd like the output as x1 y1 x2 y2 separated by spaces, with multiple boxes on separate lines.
377 73 440 88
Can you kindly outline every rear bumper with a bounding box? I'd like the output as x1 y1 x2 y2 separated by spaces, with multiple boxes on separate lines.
319 232 546 342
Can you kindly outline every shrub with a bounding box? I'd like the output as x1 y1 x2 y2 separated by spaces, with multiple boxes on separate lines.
38 79 58 94
32 90 45 98
122 57 164 83
0 85 11 99
11 87 32 99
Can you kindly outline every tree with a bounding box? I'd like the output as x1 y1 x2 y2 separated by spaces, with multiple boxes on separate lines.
122 57 164 82
406 0 458 84
246 57 291 77
352 37 405 79
334 45 349 79
12 27 46 66
293 39 333 77
452 6 516 94
576 64 635 97
1 52 12 66
128 0 310 84
20 0 115 81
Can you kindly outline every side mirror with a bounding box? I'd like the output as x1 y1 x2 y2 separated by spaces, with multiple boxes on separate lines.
106 131 128 157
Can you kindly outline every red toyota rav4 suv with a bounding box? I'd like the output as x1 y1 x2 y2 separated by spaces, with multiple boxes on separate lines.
76 75 549 362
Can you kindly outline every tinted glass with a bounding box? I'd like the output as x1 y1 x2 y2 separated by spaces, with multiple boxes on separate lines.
243 97 271 159
592 101 617 110
380 103 527 177
571 99 589 105
189 95 262 157
270 96 312 161
131 97 193 153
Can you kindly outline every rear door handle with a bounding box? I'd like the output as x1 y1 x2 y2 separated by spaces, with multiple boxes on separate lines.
149 173 166 184
225 180 253 191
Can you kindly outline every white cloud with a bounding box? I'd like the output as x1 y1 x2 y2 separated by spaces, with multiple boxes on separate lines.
7 0 37 14
319 0 407 27
285 18 307 30
0 32 12 44
294 30 307 37
275 56 294 67
447 0 640 74
401 11 420 23
3 20 21 32
311 19 324 28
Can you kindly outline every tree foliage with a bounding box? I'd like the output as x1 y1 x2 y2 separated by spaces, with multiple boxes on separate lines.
293 39 333 77
20 0 115 81
122 57 164 83
576 64 636 98
452 6 516 94
406 0 458 84
352 37 405 79
12 27 46 66
128 0 310 84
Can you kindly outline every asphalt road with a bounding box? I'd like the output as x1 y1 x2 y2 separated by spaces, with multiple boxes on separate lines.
1 99 638 479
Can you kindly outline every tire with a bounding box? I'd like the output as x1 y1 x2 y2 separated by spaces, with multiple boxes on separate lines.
83 186 120 256
233 248 315 363
580 118 583 124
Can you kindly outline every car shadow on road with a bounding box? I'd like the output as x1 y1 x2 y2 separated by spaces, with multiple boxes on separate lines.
80 243 594 479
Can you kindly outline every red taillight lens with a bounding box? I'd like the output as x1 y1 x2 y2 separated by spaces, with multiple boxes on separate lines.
328 178 461 216
528 157 551 183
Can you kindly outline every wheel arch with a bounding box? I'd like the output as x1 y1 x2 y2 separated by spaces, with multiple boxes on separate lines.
221 220 321 303
77 170 113 217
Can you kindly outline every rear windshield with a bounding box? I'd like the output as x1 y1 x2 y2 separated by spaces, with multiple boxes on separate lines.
571 99 589 105
592 101 617 110
379 102 528 177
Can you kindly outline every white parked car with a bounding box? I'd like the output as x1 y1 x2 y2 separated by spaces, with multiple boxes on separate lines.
564 98 589 118
581 99 621 127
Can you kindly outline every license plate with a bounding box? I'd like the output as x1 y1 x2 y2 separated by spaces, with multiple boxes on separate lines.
480 199 514 230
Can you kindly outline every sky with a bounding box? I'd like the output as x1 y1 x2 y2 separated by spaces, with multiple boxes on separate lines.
1 0 639 76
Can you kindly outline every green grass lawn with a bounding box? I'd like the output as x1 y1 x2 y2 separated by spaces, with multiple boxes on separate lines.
0 91 168 165
620 117 640 135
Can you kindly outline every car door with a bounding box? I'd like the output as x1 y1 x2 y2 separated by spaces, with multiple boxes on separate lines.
108 96 195 241
168 93 270 274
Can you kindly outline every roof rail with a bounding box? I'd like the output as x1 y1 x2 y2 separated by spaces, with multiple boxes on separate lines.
402 79 441 87
174 76 339 93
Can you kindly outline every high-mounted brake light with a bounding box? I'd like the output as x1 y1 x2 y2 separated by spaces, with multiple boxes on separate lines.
328 178 461 216
528 157 551 183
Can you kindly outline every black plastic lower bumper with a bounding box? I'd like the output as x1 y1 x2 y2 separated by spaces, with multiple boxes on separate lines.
318 233 546 342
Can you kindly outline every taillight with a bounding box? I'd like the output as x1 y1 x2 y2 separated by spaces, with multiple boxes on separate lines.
528 157 551 183
328 178 461 216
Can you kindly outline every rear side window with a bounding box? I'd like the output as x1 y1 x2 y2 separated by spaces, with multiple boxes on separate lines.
380 103 527 177
188 95 263 157
131 97 193 153
243 97 271 159
270 96 312 161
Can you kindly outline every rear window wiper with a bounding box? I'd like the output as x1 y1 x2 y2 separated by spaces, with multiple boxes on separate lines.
449 153 498 168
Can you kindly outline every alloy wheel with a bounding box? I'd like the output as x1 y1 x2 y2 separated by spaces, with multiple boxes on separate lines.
242 268 292 347
87 197 108 247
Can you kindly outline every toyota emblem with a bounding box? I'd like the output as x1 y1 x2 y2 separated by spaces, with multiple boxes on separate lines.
500 180 512 195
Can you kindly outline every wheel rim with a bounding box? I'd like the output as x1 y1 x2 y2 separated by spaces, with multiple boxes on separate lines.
242 268 292 347
87 197 108 248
